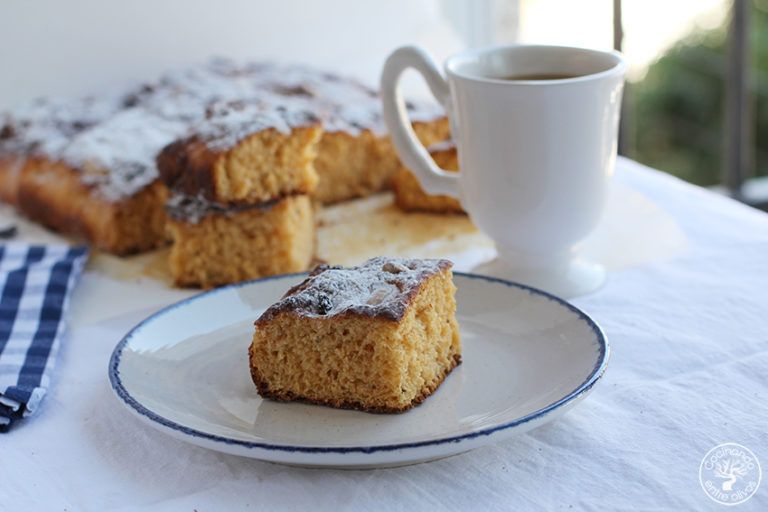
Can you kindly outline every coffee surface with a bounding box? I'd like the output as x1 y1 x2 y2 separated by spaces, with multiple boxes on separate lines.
498 73 580 81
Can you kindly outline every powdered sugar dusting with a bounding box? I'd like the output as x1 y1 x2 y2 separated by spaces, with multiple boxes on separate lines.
246 63 397 136
0 95 126 156
63 108 189 201
0 92 187 201
196 99 319 151
140 59 441 137
0 59 444 202
427 139 456 153
258 257 452 322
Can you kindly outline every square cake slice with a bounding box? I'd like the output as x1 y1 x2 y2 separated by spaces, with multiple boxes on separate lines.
157 100 322 204
249 257 461 413
166 193 314 288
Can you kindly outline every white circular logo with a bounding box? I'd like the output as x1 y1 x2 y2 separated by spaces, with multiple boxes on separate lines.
700 442 761 506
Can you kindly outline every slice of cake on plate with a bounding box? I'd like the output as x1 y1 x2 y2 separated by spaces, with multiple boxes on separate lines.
249 256 462 413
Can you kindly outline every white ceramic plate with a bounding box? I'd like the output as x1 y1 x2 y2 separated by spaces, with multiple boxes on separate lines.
109 272 609 468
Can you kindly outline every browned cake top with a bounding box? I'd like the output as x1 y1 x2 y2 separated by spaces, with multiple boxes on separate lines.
165 191 283 224
256 257 453 323
1 59 443 203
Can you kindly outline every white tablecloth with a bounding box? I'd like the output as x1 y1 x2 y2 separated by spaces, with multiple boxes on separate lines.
2 158 767 511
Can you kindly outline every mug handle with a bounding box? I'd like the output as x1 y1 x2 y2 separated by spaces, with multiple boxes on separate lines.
381 46 461 199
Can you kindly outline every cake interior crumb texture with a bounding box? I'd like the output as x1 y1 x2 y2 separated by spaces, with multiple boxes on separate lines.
314 119 451 204
167 194 314 288
249 257 461 413
210 126 320 203
157 101 323 204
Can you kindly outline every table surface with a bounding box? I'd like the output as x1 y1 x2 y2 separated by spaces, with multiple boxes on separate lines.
2 157 767 511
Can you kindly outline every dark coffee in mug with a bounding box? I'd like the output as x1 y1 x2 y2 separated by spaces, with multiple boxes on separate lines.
499 73 580 81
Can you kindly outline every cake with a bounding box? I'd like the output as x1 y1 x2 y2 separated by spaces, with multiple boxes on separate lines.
0 59 448 265
233 63 451 204
165 194 314 288
313 117 450 204
16 158 168 255
156 96 323 287
157 100 322 204
156 60 450 205
392 140 465 214
154 63 447 287
249 256 461 413
0 96 174 254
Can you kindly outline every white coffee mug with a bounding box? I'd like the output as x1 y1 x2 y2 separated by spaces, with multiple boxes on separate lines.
381 44 626 297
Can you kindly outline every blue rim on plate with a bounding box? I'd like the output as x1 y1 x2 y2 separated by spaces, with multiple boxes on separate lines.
108 271 610 454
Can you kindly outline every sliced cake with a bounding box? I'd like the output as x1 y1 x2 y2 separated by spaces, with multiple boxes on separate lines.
0 59 449 267
249 256 461 413
165 194 314 288
228 62 450 204
0 98 183 254
157 100 322 204
157 98 321 287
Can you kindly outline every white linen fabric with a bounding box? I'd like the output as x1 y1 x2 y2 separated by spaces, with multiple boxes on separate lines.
1 158 766 511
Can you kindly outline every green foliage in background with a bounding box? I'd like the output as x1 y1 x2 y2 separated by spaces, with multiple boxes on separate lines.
630 0 768 186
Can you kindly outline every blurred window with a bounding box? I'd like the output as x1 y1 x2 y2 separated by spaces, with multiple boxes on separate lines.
444 0 766 207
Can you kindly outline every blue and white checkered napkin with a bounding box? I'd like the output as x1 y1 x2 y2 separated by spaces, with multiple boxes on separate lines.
0 243 88 431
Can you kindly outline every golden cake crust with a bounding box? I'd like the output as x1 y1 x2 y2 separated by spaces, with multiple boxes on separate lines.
255 258 453 323
0 156 25 206
11 157 167 254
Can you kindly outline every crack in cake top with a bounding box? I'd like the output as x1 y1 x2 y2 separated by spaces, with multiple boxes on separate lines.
256 257 453 323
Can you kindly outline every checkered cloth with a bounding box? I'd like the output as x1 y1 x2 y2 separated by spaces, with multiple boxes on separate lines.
0 244 88 431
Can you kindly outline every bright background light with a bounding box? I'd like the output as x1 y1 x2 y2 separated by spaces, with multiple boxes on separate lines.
518 0 729 79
